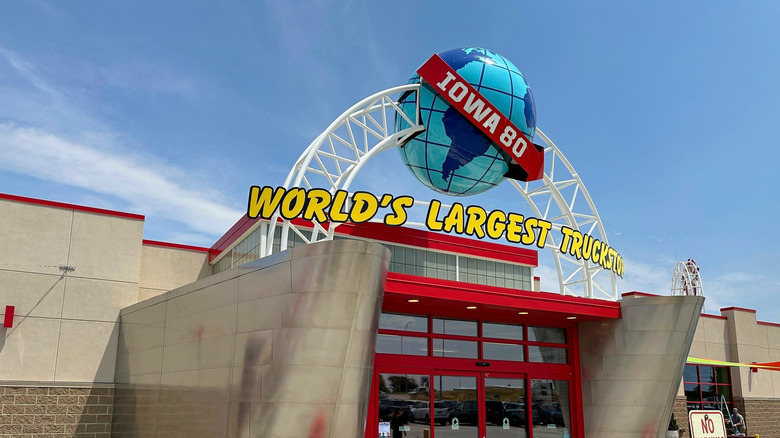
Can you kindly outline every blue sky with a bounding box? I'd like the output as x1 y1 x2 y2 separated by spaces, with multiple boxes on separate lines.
2 2 779 319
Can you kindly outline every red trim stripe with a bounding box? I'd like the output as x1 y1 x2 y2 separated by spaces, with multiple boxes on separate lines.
720 306 756 313
209 216 538 266
0 193 144 221
143 239 209 253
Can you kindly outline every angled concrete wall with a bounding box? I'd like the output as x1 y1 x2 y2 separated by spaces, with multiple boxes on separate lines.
113 239 390 438
579 294 704 438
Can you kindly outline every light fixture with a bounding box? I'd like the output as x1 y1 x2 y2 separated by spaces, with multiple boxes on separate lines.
407 299 420 303
466 306 478 310
566 316 577 320
518 311 529 315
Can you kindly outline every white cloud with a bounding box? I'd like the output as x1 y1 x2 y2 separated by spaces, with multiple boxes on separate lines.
0 123 242 235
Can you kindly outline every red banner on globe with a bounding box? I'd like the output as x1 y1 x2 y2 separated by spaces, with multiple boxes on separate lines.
417 54 544 181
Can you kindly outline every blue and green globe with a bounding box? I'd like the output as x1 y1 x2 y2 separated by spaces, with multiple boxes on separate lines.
396 47 536 196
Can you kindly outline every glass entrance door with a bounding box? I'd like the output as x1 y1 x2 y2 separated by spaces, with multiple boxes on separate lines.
485 377 528 438
376 372 571 438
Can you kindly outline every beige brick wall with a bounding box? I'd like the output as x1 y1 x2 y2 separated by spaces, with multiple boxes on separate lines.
0 386 113 438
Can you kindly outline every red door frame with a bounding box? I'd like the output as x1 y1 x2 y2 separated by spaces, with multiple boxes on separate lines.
367 321 583 438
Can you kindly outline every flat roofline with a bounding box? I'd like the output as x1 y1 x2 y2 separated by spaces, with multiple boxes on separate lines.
0 192 145 221
142 239 209 253
209 216 538 266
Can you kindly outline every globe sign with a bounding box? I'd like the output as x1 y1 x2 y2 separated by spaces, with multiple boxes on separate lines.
396 47 537 196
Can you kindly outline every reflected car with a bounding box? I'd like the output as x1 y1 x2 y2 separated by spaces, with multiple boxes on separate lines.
534 402 565 426
503 402 528 427
410 401 450 425
448 400 505 426
379 399 413 422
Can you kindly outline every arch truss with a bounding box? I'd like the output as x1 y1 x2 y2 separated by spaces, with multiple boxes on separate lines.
671 259 703 297
259 84 618 301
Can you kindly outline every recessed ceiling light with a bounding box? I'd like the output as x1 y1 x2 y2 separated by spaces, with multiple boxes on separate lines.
466 306 477 310
566 316 577 320
518 311 529 315
407 299 420 303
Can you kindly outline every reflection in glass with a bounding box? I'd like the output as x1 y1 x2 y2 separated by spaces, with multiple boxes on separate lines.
433 318 477 336
483 342 524 361
528 346 567 364
699 366 715 383
433 339 478 359
485 377 528 438
434 375 478 438
376 335 428 356
528 326 566 343
683 365 698 382
378 374 428 438
483 322 524 340
531 379 570 438
380 313 428 333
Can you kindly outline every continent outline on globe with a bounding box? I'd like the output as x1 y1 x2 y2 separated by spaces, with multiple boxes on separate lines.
396 47 539 197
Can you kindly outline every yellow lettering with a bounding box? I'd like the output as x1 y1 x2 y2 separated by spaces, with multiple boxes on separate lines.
581 234 594 260
535 220 552 248
465 205 487 238
505 213 524 243
591 240 601 264
247 186 286 219
442 203 465 234
559 227 574 253
302 188 331 222
569 230 583 259
486 210 507 239
521 217 537 245
329 190 350 222
280 187 306 220
426 200 444 232
384 196 413 226
349 192 378 223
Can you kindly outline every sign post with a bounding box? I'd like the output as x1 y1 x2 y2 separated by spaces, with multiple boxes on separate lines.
688 410 727 438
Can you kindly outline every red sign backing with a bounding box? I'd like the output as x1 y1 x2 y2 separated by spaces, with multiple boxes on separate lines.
416 54 544 181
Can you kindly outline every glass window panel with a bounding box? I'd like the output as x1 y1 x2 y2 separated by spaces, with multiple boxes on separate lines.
684 383 700 402
378 373 427 436
485 377 527 436
433 339 478 358
716 384 732 400
683 365 699 383
434 375 478 438
379 313 428 333
528 326 566 344
483 322 524 340
376 335 428 356
715 367 731 384
699 366 715 383
528 346 567 364
531 379 570 435
483 342 524 361
433 318 477 336
700 384 716 400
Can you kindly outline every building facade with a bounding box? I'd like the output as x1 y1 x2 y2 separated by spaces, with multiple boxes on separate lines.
0 192 773 437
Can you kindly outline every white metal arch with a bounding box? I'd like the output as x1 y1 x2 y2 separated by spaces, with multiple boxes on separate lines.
259 84 619 301
671 259 703 297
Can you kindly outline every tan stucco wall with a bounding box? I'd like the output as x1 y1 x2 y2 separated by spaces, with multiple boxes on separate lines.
138 244 210 302
0 197 209 386
0 198 144 384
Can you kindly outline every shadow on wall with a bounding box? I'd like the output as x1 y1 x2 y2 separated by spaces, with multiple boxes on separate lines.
0 386 115 435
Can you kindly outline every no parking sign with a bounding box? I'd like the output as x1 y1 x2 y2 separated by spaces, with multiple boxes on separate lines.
688 410 727 438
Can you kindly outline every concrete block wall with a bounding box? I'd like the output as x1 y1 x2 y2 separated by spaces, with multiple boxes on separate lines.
0 386 114 438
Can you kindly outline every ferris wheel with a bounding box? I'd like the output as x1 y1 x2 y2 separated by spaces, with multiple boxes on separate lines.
256 84 619 301
671 259 704 297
